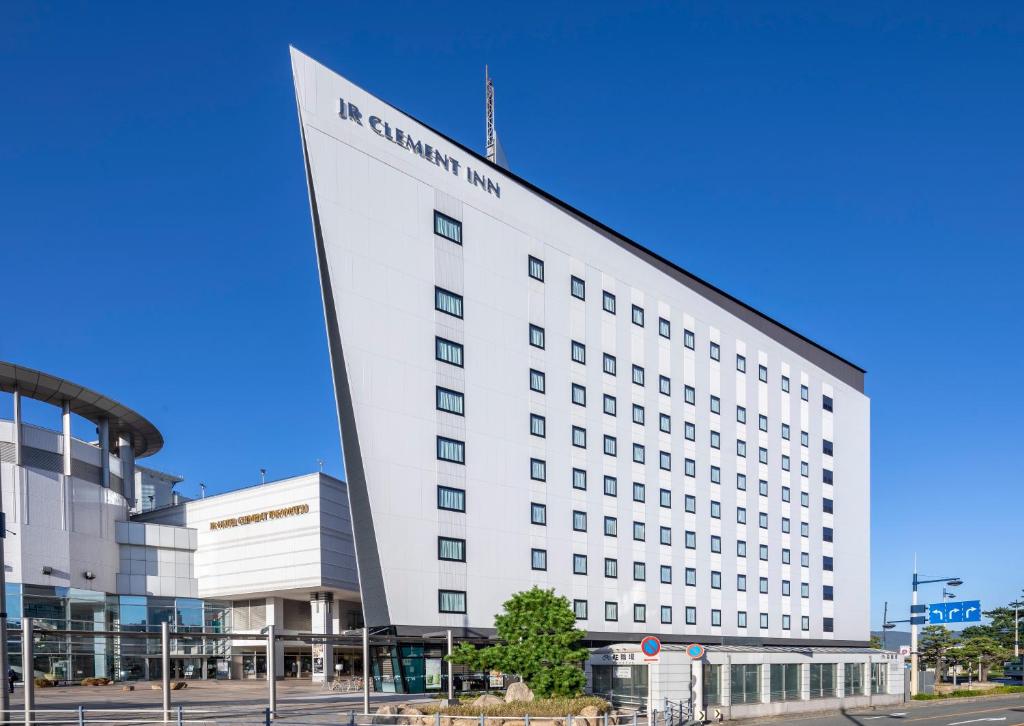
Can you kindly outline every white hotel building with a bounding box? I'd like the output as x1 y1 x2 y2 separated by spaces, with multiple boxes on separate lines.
0 48 900 716
292 47 901 713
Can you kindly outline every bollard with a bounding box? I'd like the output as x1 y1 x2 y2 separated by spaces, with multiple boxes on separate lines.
161 623 171 723
264 707 271 726
632 712 637 726
77 706 84 726
524 714 530 726
435 713 441 726
481 714 485 726
350 710 356 726
603 713 608 726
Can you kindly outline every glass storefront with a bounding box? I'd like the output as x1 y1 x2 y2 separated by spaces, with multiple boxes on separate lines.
4 584 230 683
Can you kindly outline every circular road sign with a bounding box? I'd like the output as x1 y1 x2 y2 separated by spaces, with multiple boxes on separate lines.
686 643 706 660
640 636 662 658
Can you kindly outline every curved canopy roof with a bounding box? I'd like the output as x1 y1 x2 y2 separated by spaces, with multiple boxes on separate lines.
0 361 163 458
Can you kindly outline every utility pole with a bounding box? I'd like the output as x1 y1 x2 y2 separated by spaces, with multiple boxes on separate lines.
909 560 963 697
1011 599 1023 659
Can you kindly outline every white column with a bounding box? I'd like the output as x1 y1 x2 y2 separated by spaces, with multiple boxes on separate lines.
61 401 72 475
309 593 334 683
265 597 286 679
98 417 110 489
691 660 704 718
11 387 22 466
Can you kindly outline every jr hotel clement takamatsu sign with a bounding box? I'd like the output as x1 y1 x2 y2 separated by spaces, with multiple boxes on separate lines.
209 503 310 531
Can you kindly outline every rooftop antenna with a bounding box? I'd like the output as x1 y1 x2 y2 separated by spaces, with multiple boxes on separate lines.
199 482 206 499
485 66 509 170
260 468 267 485
317 458 325 473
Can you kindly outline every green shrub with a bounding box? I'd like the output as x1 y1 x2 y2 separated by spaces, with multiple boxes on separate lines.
423 696 611 717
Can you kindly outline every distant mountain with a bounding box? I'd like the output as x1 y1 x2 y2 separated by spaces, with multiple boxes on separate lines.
873 630 911 649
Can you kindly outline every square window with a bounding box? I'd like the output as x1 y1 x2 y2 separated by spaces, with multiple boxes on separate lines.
527 255 544 281
530 502 546 525
632 305 645 327
531 548 547 570
572 426 587 448
572 468 587 490
710 342 720 361
604 476 618 496
572 383 587 406
438 589 466 613
529 324 545 349
603 435 617 456
633 604 646 623
605 602 618 622
603 353 617 375
659 318 670 338
436 337 464 367
572 510 587 532
736 355 746 373
684 385 696 405
437 485 466 512
602 291 616 314
437 386 465 416
573 554 588 575
434 212 462 244
570 276 586 300
684 329 695 349
661 606 673 624
684 495 696 513
632 482 646 502
530 458 546 481
434 287 464 319
530 413 546 437
758 365 768 383
529 369 546 393
603 394 617 416
571 340 586 364
573 600 588 620
604 516 617 537
660 526 672 545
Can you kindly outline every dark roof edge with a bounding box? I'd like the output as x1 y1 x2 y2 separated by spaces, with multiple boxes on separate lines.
295 49 866 392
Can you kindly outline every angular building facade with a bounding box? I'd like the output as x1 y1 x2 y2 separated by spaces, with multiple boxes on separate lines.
291 47 872 658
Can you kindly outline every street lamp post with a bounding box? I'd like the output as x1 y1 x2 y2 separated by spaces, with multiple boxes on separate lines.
1011 598 1023 659
910 568 962 696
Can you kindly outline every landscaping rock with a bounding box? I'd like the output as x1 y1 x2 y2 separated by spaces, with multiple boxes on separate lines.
374 704 400 723
505 681 535 702
472 694 505 708
171 682 187 690
578 705 603 726
121 685 134 692
150 684 162 690
398 706 424 725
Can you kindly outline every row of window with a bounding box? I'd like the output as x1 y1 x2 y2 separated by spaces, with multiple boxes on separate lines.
520 252 837 412
524 545 833 574
705 662 882 706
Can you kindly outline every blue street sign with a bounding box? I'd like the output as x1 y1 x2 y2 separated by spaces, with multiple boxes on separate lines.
928 600 982 624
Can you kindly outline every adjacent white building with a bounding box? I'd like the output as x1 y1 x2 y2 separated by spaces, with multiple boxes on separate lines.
292 47 897 708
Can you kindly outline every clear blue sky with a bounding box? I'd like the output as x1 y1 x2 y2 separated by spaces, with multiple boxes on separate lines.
2 1 1021 631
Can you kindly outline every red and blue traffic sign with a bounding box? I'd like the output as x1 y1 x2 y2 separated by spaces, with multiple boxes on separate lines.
686 643 706 659
640 636 662 658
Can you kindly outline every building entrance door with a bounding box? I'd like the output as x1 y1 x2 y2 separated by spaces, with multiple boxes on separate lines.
242 654 267 680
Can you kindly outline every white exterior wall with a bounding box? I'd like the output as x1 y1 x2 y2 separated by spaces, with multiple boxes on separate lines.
139 473 359 601
293 48 870 644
